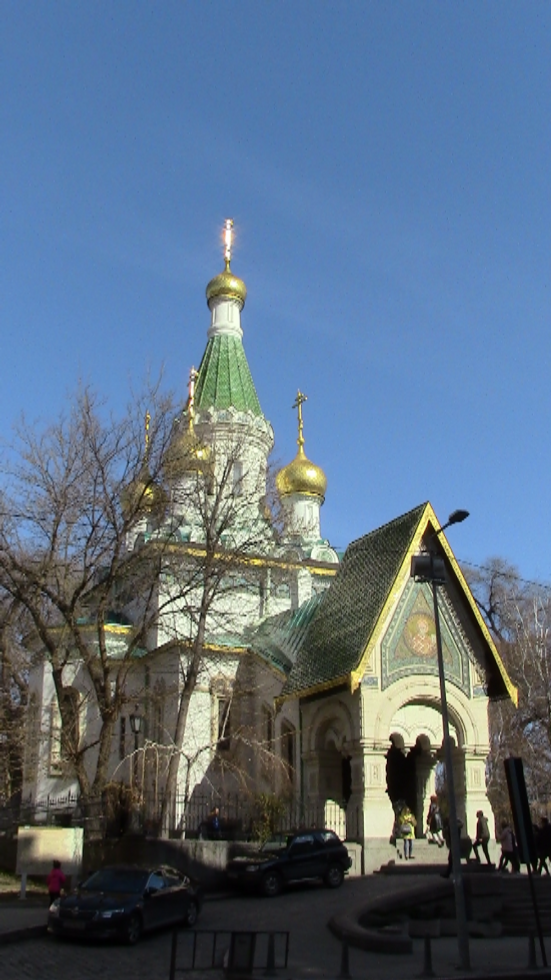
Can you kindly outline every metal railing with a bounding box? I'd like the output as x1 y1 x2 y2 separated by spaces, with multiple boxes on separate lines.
2 790 361 842
168 930 290 980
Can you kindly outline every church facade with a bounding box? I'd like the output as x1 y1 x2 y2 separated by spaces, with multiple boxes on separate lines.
21 223 515 867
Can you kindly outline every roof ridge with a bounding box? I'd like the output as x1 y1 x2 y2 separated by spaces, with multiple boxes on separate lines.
346 502 428 554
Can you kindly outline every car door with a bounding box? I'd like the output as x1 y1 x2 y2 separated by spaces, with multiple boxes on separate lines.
142 871 167 930
284 834 325 881
161 871 188 925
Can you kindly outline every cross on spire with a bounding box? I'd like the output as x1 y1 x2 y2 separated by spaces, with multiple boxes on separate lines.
224 218 234 269
292 390 307 450
144 411 151 456
187 366 198 430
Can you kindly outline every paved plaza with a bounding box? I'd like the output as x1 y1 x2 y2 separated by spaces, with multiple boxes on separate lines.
1 875 550 980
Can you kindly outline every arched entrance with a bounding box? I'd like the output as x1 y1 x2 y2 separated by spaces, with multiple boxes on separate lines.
385 702 465 835
316 719 351 804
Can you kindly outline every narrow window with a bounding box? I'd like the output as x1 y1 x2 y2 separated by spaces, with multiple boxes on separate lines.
281 723 296 784
119 716 126 761
217 698 231 751
263 706 274 752
49 701 62 776
232 461 243 496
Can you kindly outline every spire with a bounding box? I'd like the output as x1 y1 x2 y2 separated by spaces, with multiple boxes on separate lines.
194 219 263 416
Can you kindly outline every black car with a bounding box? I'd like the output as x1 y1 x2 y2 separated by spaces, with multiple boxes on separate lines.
47 865 202 944
226 829 352 897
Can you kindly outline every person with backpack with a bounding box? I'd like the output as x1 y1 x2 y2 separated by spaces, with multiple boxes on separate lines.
398 803 417 860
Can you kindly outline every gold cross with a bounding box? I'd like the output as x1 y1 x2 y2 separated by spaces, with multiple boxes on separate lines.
144 411 151 454
187 367 198 430
224 218 234 269
292 390 307 449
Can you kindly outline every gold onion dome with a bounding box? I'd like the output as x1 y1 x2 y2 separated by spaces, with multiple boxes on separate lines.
206 262 247 308
121 464 167 518
276 390 327 501
163 425 212 480
163 367 212 480
205 218 247 309
276 446 327 501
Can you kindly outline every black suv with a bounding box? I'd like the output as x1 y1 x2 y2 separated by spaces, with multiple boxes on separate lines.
226 830 352 897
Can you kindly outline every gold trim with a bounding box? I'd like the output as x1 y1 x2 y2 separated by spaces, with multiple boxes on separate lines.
151 540 338 575
349 503 517 705
275 673 349 706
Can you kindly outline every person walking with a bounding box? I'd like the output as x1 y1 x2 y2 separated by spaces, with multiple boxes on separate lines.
398 803 417 860
46 860 67 904
473 810 492 865
534 817 551 875
498 819 519 873
442 817 464 878
426 795 445 846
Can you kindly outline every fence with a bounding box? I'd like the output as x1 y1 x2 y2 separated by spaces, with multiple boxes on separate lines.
0 791 362 842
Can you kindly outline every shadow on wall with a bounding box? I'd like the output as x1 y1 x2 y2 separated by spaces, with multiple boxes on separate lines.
82 836 257 891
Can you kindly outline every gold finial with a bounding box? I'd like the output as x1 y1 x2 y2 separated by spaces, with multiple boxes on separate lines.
144 411 151 455
224 218 234 270
292 390 308 452
187 367 198 431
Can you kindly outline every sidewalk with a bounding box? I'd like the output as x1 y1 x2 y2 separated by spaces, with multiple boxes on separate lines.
0 901 48 943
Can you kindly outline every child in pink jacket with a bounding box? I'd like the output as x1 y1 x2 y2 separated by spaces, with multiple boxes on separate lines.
46 860 67 903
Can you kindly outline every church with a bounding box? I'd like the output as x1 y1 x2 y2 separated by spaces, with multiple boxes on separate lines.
22 221 516 870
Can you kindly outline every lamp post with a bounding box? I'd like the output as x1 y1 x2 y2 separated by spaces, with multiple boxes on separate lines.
129 709 142 788
411 509 471 972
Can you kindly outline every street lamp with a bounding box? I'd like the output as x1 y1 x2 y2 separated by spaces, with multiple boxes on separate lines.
129 709 142 786
411 509 470 971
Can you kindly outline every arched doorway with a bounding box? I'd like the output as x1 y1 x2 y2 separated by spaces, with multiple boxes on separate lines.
385 702 465 835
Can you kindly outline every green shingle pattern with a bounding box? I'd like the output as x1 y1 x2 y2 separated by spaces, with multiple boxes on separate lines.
195 335 263 416
248 594 324 674
282 503 428 696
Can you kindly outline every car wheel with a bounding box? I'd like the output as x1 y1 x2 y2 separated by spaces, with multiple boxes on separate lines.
125 911 142 945
261 871 282 898
184 899 198 927
325 864 344 888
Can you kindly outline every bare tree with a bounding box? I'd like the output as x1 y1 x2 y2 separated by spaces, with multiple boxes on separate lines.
467 559 551 817
0 597 32 804
0 386 286 834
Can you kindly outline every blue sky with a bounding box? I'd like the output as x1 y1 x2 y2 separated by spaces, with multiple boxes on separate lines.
1 2 550 583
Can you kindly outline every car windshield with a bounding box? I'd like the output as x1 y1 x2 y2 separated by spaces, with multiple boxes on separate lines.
81 869 149 893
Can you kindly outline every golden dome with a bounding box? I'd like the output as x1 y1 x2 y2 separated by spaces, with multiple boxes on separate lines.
206 261 247 309
121 465 167 519
276 445 327 501
163 425 212 481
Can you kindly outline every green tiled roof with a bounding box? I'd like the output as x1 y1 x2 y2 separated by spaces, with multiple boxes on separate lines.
248 594 324 674
195 335 263 416
282 503 428 696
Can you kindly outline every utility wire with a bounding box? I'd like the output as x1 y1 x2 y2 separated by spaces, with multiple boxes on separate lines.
457 557 551 593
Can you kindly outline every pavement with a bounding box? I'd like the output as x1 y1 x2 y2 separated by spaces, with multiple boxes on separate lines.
1 875 550 980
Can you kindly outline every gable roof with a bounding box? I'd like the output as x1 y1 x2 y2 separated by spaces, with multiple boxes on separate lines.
278 502 516 704
281 503 427 697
